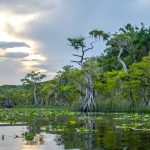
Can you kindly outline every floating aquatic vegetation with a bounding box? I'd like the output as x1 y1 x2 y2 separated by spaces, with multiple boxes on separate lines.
79 116 103 121
75 127 95 134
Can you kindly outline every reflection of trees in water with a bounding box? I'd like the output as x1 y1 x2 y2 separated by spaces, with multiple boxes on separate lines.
22 115 150 149
24 134 44 145
84 113 95 150
54 113 96 150
27 118 48 134
24 118 48 145
53 113 140 150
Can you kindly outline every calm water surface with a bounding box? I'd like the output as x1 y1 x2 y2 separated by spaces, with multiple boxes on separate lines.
0 113 150 150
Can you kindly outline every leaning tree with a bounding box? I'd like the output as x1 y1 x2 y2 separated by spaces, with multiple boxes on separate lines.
21 71 46 106
68 30 109 111
107 33 131 74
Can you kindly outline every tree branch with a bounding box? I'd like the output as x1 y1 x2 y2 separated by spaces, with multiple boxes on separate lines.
71 60 82 66
72 54 82 58
84 41 95 52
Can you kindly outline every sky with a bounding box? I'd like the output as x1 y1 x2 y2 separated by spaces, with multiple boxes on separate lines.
0 0 150 85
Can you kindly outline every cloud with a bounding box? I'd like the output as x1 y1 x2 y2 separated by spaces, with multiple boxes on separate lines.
0 0 61 15
31 64 57 71
3 52 29 58
21 58 42 62
0 41 30 49
1 0 150 85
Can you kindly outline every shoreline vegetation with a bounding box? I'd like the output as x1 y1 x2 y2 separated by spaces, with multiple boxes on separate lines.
0 23 150 112
1 103 150 113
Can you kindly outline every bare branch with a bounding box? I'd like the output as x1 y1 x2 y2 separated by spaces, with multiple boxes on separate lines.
84 41 96 52
71 60 82 66
72 54 82 58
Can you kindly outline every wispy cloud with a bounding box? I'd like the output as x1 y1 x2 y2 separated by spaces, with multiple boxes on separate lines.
0 0 61 15
0 41 30 49
3 52 29 58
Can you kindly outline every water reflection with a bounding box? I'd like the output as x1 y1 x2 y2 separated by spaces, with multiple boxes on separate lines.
0 113 150 150
0 126 63 150
84 113 95 150
21 133 64 150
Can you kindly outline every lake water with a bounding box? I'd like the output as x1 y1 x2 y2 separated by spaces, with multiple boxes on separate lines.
0 113 150 150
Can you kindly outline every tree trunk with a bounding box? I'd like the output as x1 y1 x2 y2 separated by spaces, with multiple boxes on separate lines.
41 97 44 105
81 72 96 112
79 84 83 102
118 48 128 74
33 82 38 106
55 92 58 105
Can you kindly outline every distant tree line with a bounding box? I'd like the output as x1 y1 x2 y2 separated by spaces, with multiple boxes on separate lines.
0 23 150 111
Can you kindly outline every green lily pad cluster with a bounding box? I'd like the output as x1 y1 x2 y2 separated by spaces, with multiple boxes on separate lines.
0 108 150 135
75 127 95 134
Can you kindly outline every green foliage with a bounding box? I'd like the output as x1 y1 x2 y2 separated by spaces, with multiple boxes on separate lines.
68 37 85 49
89 29 109 40
21 71 46 85
0 23 150 111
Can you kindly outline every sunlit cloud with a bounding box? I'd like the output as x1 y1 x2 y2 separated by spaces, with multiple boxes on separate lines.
26 53 46 61
5 47 31 54
0 13 35 42
7 14 39 32
21 53 46 72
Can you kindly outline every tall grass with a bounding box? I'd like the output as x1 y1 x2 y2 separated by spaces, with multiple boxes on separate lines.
4 99 150 113
95 98 150 113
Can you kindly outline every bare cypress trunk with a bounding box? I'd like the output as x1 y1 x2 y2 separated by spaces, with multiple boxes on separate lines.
25 99 27 105
69 39 96 112
33 82 38 106
118 48 128 74
81 72 96 112
41 97 44 105
55 92 58 105
79 84 83 102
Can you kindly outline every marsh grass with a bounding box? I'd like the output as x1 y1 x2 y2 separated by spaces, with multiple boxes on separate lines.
59 99 150 113
95 98 150 113
10 99 150 113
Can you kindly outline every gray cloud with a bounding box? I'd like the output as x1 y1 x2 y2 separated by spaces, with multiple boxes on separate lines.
0 60 24 85
31 64 57 72
1 0 150 85
0 0 60 14
0 41 30 49
4 52 29 58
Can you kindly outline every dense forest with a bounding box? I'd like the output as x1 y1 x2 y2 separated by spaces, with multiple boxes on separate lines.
0 23 150 111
